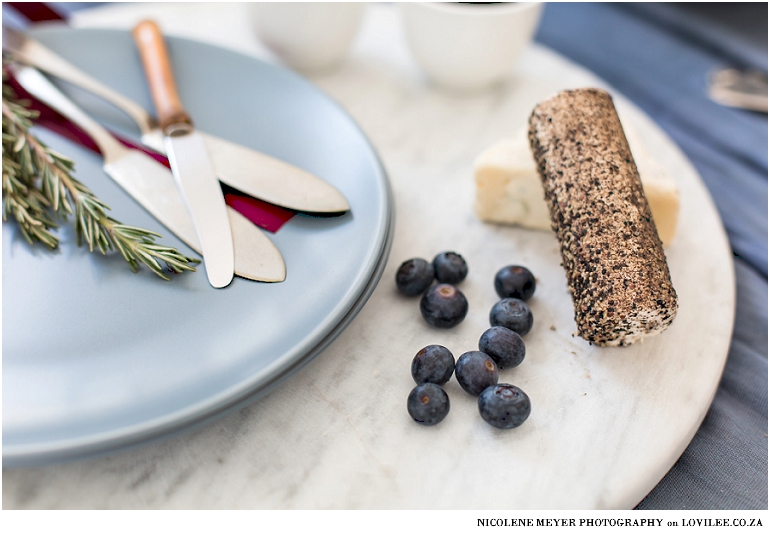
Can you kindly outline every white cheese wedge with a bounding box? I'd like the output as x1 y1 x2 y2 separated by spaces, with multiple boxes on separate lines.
474 126 680 246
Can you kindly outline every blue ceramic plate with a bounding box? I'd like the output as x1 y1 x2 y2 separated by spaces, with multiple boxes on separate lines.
2 28 393 466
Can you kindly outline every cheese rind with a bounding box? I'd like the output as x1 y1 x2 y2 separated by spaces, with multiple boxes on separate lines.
474 122 679 246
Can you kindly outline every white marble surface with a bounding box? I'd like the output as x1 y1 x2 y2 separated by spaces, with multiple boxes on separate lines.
3 3 734 509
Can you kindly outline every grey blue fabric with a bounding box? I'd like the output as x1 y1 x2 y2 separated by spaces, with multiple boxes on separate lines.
536 2 767 510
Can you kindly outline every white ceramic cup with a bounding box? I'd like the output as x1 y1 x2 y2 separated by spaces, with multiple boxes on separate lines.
252 2 366 75
401 2 544 92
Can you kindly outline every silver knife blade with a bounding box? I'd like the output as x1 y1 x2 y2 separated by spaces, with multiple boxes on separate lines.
3 26 350 213
163 126 236 288
155 130 350 214
133 20 234 289
12 64 286 283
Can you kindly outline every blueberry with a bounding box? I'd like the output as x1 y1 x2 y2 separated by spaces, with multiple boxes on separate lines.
490 298 533 336
455 351 499 396
478 383 531 429
494 265 536 301
396 258 435 296
432 252 468 284
407 383 450 426
479 326 526 370
411 345 455 385
420 284 468 328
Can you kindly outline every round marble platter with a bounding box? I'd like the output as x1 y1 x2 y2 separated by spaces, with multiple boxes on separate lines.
1 9 734 509
269 39 734 509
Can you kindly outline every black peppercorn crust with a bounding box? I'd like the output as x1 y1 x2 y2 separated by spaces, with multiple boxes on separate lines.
528 88 677 346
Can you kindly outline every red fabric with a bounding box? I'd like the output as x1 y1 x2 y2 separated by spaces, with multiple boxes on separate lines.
7 2 65 22
225 194 295 233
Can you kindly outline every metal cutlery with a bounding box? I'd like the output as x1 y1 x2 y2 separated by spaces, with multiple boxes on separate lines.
12 64 286 283
132 20 235 289
3 26 350 213
708 68 768 113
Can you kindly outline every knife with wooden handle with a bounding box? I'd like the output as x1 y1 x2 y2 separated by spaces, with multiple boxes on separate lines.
12 64 286 283
2 26 350 213
133 20 235 289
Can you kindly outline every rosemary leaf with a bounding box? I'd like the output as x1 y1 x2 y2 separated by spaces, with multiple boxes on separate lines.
2 63 200 280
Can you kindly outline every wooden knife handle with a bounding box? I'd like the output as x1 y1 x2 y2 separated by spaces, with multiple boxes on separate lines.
132 20 191 132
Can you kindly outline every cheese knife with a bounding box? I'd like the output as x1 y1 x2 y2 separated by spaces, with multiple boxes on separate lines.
2 26 350 213
132 20 234 289
11 64 286 283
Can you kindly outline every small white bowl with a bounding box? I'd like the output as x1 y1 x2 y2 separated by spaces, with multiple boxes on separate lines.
253 3 366 74
401 2 544 92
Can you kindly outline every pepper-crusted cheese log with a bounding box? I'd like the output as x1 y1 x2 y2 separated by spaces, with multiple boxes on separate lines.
528 88 677 346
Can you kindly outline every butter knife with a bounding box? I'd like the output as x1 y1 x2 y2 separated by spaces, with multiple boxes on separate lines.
133 20 234 289
12 64 286 283
2 26 350 213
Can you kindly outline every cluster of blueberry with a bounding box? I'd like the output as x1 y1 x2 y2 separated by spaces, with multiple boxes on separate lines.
396 252 470 328
402 262 537 429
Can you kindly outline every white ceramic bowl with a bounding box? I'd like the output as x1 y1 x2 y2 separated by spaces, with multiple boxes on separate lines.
253 2 365 74
401 2 543 92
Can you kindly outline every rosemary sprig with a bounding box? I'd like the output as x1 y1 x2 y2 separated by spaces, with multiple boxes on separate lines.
2 85 60 247
2 67 200 280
